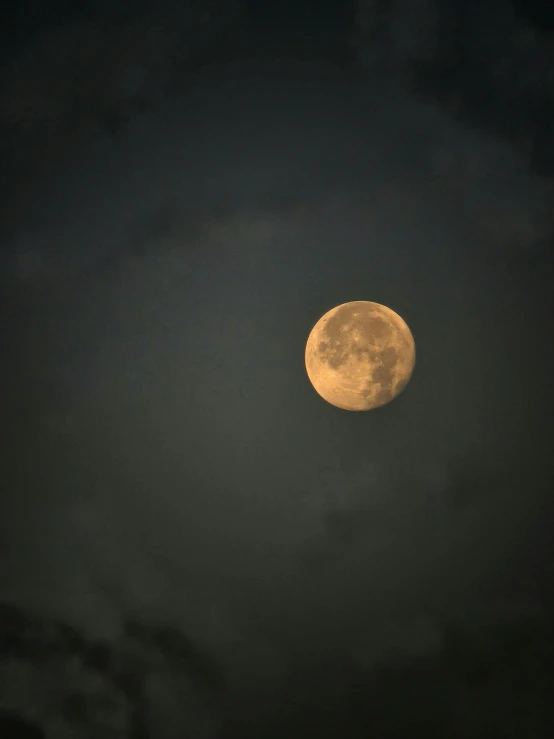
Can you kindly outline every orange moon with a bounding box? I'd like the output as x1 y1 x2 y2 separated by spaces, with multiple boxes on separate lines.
305 301 416 411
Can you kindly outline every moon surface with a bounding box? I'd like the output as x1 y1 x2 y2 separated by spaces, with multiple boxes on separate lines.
305 301 416 411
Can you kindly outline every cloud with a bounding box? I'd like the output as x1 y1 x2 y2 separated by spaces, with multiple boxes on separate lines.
1 40 553 731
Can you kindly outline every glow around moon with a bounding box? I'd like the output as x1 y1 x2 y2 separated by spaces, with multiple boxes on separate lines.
305 301 416 411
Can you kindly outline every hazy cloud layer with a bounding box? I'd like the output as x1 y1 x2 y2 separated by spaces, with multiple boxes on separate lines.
1 50 553 729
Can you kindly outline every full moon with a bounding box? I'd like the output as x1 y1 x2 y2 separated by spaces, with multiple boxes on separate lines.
305 301 416 411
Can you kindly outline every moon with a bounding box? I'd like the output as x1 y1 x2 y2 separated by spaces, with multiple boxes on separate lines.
305 301 416 411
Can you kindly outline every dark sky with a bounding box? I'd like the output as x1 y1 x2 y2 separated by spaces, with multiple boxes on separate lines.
515 0 554 30
1 1 554 736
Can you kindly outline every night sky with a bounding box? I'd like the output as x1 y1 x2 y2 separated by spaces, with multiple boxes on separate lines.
1 1 554 737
